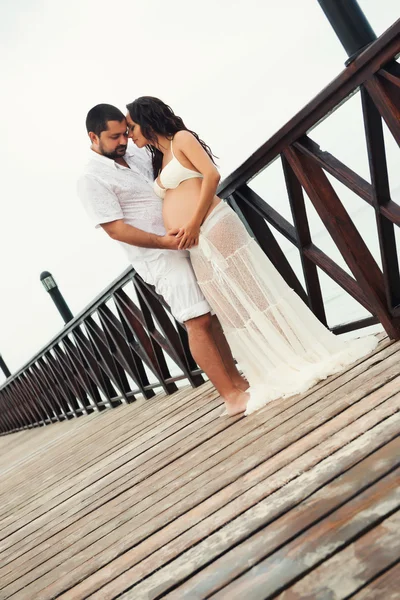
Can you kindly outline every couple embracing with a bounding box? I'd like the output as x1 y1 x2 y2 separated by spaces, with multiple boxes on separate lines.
78 98 376 416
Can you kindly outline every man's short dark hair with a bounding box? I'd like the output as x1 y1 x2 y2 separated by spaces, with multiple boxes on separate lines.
86 104 125 136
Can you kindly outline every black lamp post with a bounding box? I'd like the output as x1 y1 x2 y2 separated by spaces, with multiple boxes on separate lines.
40 271 74 325
317 0 377 64
0 354 11 379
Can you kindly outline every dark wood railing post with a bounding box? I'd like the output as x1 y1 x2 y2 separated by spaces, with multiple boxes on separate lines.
281 155 327 325
361 86 400 312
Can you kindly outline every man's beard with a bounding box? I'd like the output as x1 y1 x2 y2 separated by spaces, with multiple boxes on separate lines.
100 143 127 160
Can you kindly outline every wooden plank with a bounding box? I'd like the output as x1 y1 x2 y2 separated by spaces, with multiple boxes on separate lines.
0 338 392 524
0 385 213 534
0 386 279 525
0 380 211 504
0 398 227 562
0 398 396 600
7 337 391 514
351 562 400 599
274 511 400 600
7 350 400 599
0 340 394 592
205 469 399 599
0 385 222 546
79 432 400 600
1 338 394 540
0 398 164 510
2 386 205 520
0 397 226 569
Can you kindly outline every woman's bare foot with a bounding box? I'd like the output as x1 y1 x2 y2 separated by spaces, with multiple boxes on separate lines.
224 390 249 416
233 375 250 392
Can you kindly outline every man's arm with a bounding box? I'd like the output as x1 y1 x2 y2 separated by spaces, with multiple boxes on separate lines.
78 174 180 250
101 219 180 250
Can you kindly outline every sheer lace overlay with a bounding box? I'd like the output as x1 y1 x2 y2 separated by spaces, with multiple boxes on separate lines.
190 202 378 415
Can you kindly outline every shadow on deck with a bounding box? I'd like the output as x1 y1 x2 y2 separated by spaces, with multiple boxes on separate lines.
0 332 399 599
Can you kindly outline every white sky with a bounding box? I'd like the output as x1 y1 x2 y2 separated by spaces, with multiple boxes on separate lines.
0 0 399 381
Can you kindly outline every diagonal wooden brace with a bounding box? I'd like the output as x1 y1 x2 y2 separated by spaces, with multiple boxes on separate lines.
284 145 400 338
364 74 400 147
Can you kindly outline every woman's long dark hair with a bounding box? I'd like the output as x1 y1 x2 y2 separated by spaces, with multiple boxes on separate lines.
126 96 217 179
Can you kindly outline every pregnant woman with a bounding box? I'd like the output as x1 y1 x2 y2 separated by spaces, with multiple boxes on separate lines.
125 96 378 415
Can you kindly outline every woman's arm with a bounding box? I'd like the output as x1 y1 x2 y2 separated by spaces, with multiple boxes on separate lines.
173 131 220 249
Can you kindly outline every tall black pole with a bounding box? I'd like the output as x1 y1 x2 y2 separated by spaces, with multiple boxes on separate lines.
40 271 74 325
317 0 377 64
0 354 11 379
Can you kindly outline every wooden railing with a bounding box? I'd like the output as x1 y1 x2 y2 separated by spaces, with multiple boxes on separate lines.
1 19 399 433
219 18 400 338
0 270 203 433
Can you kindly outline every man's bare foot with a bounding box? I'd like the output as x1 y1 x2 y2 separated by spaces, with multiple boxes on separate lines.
224 390 249 416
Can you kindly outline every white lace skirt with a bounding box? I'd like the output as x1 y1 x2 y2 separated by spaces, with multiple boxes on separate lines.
189 201 378 415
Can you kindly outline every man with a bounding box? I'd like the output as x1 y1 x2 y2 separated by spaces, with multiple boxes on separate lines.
77 104 248 414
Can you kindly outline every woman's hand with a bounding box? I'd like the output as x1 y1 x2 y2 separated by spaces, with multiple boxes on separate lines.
177 220 201 250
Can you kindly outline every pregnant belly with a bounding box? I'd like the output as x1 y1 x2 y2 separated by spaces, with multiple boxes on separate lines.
162 180 220 230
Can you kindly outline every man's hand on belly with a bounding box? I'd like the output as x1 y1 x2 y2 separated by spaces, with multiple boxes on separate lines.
159 229 182 250
101 220 181 250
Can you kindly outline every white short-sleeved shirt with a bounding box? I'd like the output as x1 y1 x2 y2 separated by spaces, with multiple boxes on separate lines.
77 144 188 265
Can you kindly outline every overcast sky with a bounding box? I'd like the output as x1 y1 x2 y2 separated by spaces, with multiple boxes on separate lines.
0 0 399 381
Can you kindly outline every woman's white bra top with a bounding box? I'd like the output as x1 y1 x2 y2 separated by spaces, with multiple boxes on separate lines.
153 138 203 199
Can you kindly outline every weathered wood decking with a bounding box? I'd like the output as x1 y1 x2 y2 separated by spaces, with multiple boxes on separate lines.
0 333 399 599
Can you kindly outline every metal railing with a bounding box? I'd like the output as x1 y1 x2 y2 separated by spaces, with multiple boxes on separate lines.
1 18 399 433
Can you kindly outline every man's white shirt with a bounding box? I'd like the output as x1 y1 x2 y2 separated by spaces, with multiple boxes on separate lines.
77 143 187 265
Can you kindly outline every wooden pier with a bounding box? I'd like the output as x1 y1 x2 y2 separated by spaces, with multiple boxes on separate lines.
0 333 399 599
0 12 399 600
